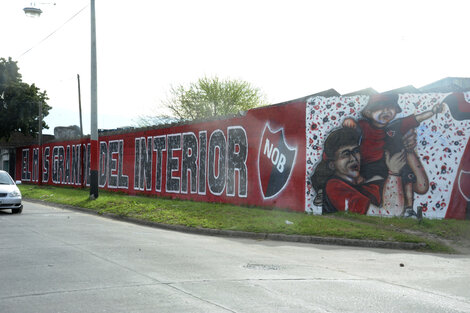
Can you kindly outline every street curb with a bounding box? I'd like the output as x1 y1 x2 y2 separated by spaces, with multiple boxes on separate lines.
24 199 427 251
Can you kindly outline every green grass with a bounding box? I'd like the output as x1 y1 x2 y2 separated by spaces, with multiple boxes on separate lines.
19 184 470 253
332 212 470 242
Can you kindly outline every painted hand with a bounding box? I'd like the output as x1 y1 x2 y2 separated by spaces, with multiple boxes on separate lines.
385 149 406 175
432 102 444 114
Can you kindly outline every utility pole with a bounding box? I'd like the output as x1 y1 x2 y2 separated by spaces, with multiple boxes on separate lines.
38 101 42 185
89 0 99 199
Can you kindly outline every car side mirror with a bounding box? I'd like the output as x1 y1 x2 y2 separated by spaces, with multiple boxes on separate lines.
15 180 22 185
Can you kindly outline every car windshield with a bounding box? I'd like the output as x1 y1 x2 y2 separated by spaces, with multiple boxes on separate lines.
0 172 14 185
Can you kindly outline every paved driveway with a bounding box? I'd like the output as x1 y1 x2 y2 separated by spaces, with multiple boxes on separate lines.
1 201 469 313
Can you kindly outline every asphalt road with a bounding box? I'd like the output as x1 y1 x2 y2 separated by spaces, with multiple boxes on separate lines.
1 201 470 313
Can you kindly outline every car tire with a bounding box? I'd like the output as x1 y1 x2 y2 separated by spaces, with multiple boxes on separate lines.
12 207 23 214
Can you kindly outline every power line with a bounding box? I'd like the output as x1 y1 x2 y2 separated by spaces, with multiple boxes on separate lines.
17 4 89 59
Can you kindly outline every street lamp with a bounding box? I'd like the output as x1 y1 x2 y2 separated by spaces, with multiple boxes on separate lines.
23 2 56 18
23 1 99 199
23 7 43 18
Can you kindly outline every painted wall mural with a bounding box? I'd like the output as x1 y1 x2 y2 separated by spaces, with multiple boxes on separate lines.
306 92 470 219
17 91 470 219
17 102 307 212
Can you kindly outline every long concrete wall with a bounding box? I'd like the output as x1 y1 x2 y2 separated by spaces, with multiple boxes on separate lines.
17 102 307 212
17 92 470 219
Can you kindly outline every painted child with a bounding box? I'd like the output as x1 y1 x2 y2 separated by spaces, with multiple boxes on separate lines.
343 94 443 217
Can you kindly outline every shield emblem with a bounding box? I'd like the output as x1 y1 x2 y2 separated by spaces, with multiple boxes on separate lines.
258 123 297 199
458 170 470 201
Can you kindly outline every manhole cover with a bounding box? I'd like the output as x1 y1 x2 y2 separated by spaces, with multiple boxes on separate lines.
243 263 283 270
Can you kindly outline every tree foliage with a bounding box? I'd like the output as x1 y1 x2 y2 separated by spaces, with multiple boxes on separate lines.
0 57 50 140
165 76 266 121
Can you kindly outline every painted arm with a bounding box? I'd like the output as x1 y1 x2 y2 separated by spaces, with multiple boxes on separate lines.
325 179 379 215
415 103 444 123
407 151 429 194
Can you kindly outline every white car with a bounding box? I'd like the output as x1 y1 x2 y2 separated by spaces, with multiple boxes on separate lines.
0 170 23 214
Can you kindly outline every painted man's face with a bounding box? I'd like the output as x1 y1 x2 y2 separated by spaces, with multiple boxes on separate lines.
368 107 397 127
332 144 361 183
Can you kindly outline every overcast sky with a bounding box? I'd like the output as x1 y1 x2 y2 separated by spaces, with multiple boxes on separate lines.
1 0 469 135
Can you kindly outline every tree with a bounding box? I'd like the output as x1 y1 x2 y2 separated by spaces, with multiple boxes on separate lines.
0 57 50 140
165 76 266 121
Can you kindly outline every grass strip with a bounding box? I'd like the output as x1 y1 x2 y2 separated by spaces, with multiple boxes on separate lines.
19 185 469 253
